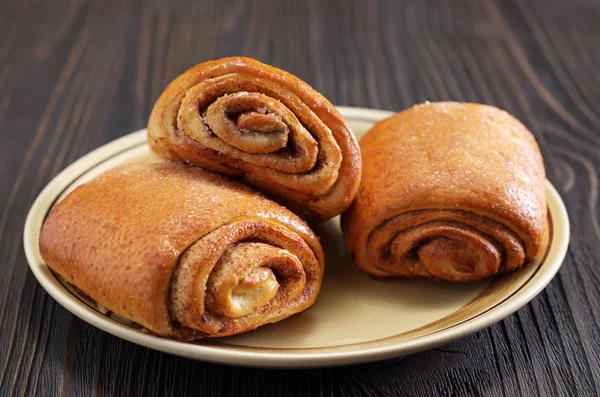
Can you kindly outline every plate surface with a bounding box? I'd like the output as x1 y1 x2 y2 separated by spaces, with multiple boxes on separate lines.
23 107 569 368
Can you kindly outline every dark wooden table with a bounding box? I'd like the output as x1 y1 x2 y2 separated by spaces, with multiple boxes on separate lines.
2 0 599 395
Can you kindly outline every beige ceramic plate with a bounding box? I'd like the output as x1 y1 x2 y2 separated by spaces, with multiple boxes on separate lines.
23 107 569 368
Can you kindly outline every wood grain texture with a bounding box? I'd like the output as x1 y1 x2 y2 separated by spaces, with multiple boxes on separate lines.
0 0 598 395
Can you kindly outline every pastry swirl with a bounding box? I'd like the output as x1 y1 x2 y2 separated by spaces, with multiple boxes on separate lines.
39 162 324 339
148 57 361 220
342 102 548 282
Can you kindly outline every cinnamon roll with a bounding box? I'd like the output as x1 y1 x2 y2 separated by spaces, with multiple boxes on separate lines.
148 57 361 220
342 102 548 282
39 162 324 339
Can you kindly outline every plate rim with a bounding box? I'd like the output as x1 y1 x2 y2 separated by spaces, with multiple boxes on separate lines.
23 106 570 368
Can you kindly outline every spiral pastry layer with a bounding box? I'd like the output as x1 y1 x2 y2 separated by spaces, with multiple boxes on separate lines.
39 162 324 339
148 57 361 220
342 102 548 282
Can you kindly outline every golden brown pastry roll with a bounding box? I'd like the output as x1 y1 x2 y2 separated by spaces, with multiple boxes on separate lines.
342 102 548 282
148 56 361 220
39 162 324 339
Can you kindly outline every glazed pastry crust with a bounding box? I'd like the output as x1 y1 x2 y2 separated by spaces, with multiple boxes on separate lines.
342 102 548 281
148 56 361 220
39 162 324 339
